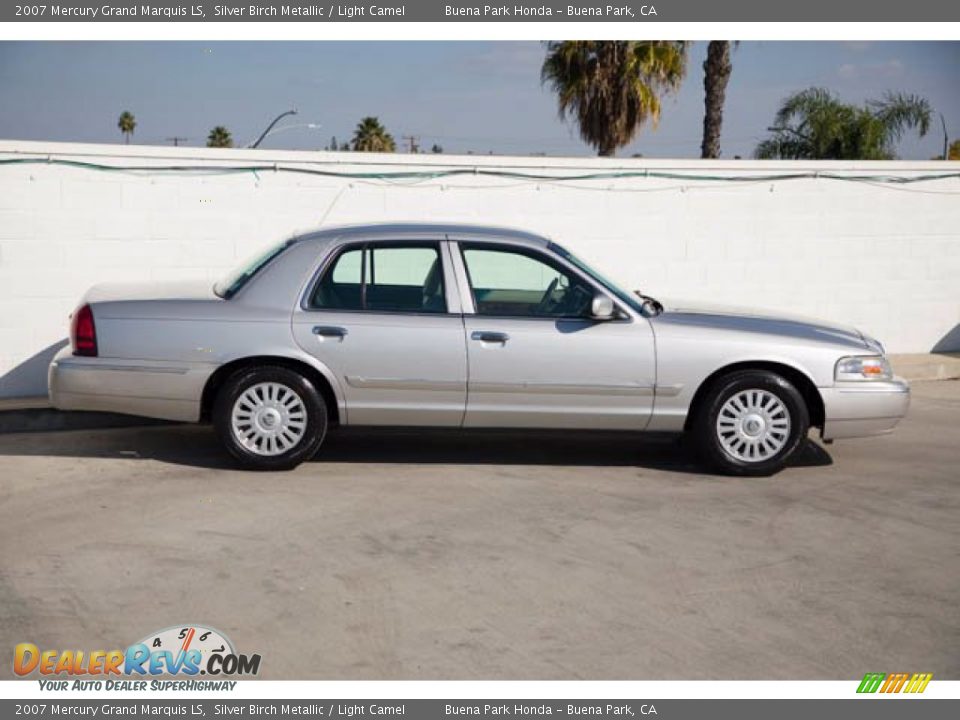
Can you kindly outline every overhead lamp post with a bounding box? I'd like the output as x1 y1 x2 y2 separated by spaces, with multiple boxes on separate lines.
249 109 298 149
249 122 322 147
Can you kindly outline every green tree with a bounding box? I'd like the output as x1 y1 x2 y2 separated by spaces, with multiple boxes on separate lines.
948 139 960 160
206 126 233 148
431 144 443 154
541 41 688 157
351 117 396 152
755 88 932 160
700 41 735 159
117 111 136 145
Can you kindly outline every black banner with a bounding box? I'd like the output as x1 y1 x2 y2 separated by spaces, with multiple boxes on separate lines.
4 0 960 22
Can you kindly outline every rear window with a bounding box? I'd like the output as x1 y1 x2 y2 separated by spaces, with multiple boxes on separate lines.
214 238 295 299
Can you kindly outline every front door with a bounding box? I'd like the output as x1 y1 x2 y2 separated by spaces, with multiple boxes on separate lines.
455 241 656 430
292 240 467 426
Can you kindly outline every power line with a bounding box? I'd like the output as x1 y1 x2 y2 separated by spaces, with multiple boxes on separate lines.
1 156 957 191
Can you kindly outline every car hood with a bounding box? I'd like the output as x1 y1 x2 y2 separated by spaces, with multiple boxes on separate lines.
83 279 218 304
653 297 875 351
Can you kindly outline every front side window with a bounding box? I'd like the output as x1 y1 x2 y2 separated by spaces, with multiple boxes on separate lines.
548 241 644 314
310 243 446 314
461 245 594 318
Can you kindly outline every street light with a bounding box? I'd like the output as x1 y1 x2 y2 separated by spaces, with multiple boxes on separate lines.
251 123 323 147
247 122 322 148
249 109 298 149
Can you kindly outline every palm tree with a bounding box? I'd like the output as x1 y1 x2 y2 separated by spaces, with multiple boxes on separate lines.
755 88 932 160
541 41 688 157
700 41 734 159
117 111 136 145
206 126 233 148
351 117 396 152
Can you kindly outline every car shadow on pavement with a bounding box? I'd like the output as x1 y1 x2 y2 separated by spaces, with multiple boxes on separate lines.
320 428 833 474
0 423 833 474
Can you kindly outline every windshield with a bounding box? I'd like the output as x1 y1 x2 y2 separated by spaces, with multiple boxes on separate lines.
548 242 646 314
213 238 296 299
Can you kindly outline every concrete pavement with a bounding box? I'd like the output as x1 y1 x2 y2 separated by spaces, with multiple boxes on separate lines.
0 381 957 680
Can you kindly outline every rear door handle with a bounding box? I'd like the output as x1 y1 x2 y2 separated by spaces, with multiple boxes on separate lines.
471 331 509 344
313 326 347 340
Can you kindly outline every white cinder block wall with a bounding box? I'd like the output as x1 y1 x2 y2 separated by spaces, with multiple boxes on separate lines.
1 140 959 398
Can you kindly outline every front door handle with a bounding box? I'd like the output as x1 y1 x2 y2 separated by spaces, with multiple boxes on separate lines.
471 331 509 344
313 326 347 340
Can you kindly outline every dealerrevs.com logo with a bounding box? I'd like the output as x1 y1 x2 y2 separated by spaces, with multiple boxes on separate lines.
14 625 261 684
857 672 933 694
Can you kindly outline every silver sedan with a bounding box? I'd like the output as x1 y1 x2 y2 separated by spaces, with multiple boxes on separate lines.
49 223 909 474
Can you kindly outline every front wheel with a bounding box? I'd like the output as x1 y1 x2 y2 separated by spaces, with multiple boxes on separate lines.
692 370 810 476
213 366 327 471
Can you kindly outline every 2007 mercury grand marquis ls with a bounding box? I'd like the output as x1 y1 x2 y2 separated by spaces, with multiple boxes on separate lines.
49 223 909 474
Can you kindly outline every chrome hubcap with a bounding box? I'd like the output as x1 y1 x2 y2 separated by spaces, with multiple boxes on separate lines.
231 382 307 457
716 389 791 463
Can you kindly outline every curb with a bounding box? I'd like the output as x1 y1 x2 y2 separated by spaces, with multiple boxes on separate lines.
0 405 172 434
889 353 960 382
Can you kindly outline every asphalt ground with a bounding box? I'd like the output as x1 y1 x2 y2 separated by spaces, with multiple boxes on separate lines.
0 380 957 679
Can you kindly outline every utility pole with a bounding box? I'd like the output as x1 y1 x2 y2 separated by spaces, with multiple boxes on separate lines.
939 113 949 160
166 137 188 147
402 135 420 154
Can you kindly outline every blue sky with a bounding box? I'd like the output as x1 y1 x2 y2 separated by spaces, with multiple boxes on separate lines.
0 41 957 159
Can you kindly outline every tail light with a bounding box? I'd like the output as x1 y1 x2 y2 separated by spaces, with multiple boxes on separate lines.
70 304 98 357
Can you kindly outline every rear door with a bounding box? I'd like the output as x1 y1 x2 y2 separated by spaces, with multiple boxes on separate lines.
292 239 467 426
453 240 656 430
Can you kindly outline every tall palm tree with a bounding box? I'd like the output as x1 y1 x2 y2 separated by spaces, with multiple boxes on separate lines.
700 41 734 159
541 41 688 157
351 117 396 152
117 111 136 145
206 126 233 148
755 88 932 160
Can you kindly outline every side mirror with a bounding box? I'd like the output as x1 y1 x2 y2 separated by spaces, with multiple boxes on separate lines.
590 294 616 320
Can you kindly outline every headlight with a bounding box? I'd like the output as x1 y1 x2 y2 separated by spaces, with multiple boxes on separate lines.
835 355 893 382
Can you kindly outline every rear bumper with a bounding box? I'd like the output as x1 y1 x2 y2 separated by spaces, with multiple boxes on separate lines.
820 377 910 440
48 348 212 423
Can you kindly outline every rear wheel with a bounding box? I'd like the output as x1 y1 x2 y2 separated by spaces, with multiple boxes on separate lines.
692 369 809 476
213 366 327 471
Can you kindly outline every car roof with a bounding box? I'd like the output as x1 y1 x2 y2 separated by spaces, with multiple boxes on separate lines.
292 222 552 248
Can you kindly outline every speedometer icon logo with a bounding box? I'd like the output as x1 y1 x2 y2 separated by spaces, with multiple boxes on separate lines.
136 625 234 670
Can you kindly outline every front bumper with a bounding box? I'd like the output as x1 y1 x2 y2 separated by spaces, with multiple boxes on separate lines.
820 377 910 440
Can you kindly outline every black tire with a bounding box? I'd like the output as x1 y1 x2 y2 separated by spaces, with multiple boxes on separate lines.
692 369 810 477
213 365 328 471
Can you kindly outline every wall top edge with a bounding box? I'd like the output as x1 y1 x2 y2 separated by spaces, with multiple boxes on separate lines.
2 139 959 173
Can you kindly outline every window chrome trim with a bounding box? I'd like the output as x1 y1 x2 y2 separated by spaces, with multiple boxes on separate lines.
300 238 452 316
451 239 633 323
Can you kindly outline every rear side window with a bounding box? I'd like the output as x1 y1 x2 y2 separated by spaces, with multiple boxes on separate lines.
310 243 447 314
